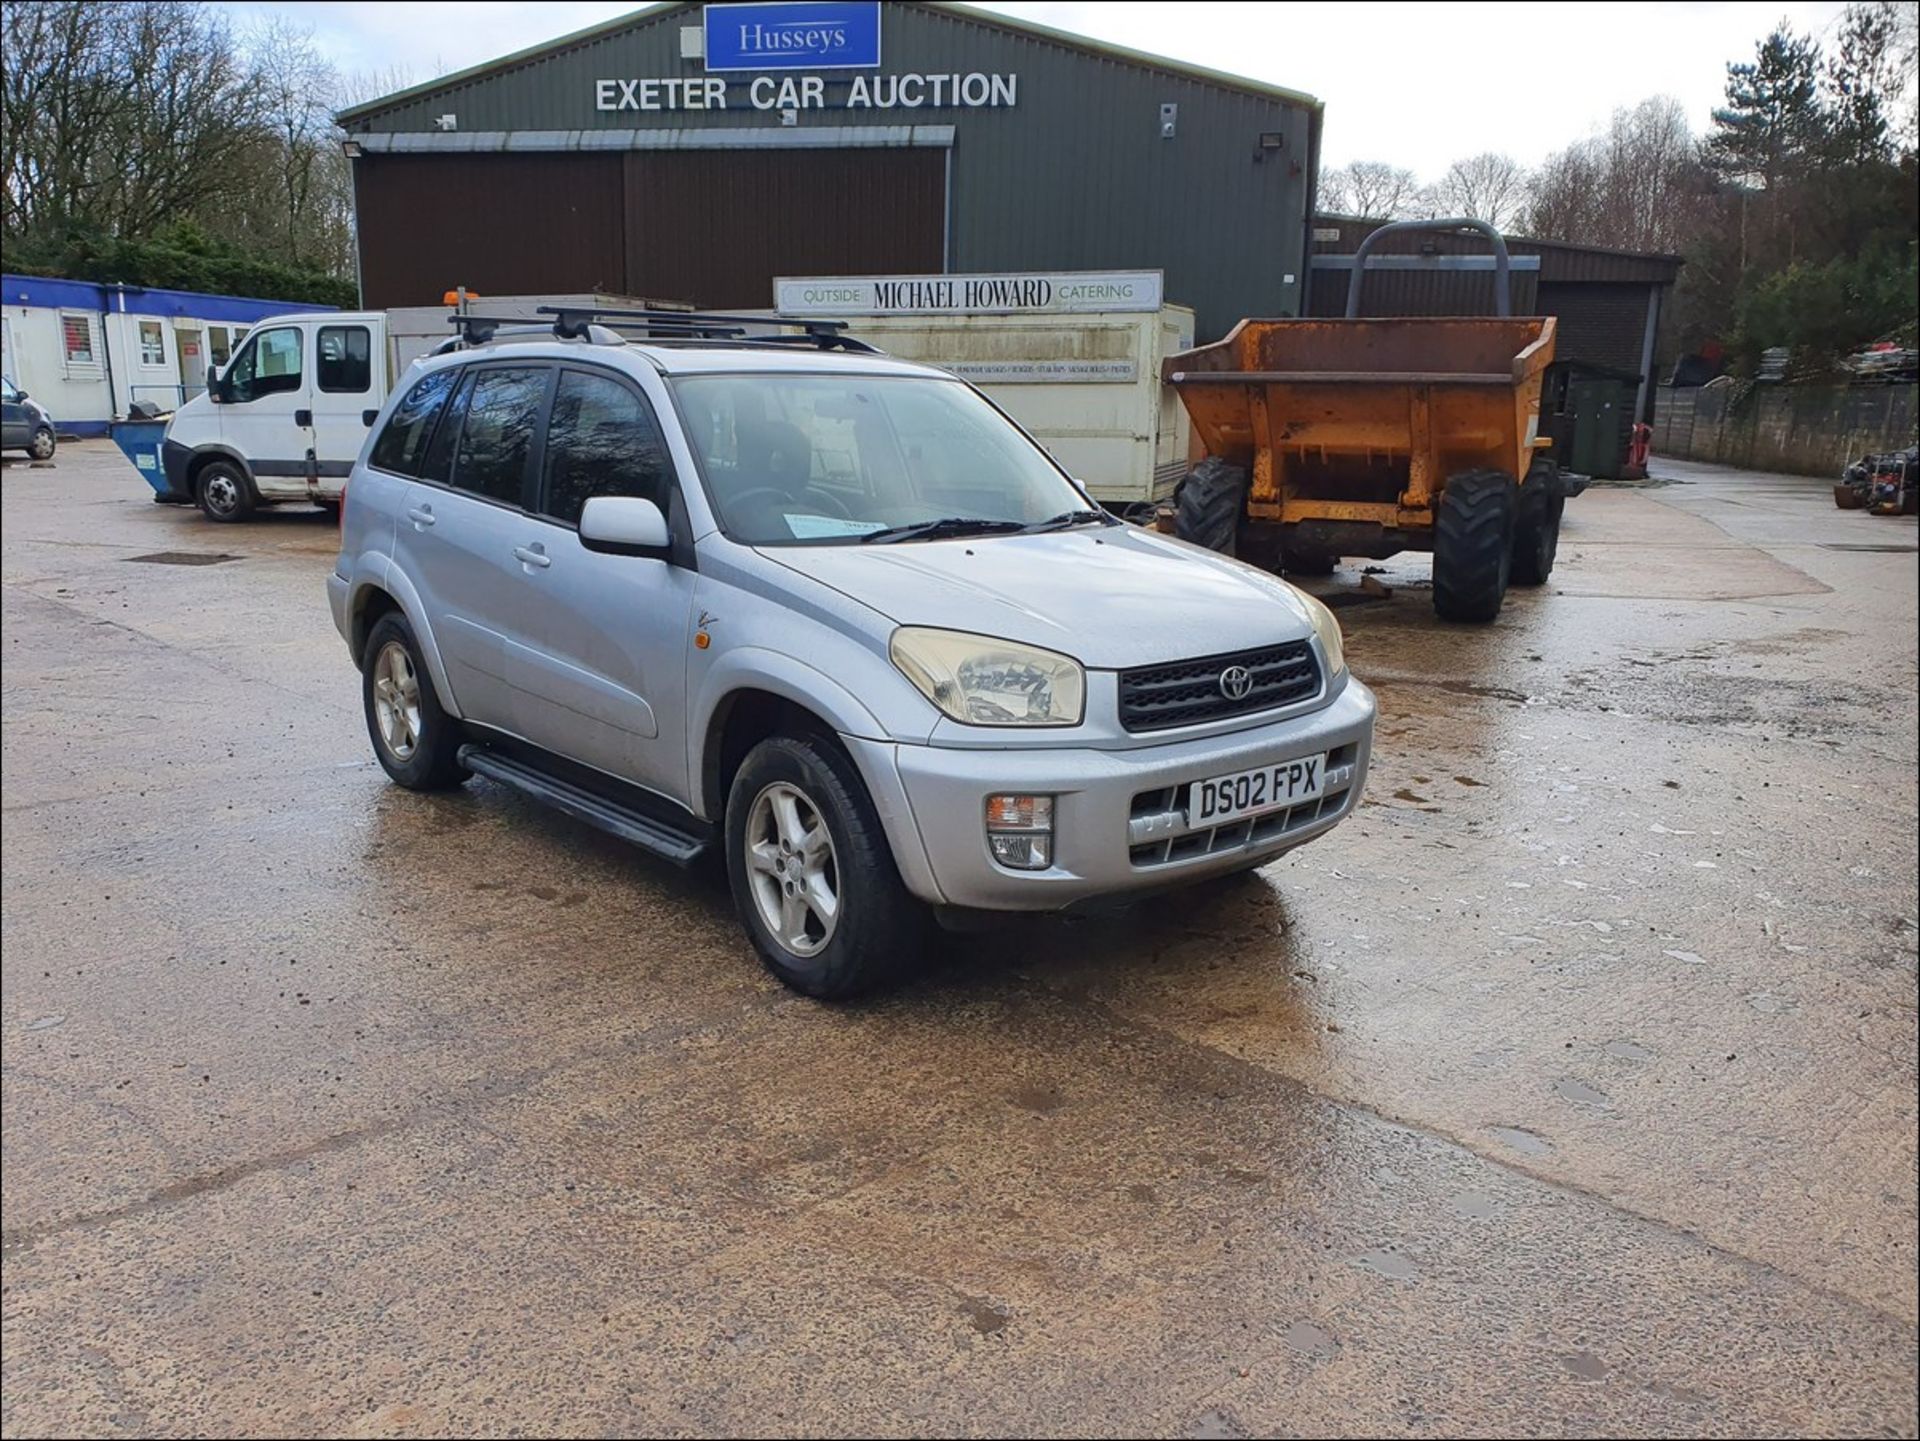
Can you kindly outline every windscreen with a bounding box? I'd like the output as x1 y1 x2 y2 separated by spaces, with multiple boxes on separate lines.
671 373 1087 544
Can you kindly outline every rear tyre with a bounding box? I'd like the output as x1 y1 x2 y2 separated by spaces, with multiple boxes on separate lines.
195 459 255 523
362 612 468 790
1432 469 1515 623
1510 459 1564 586
27 426 56 461
725 734 929 1000
1173 457 1248 554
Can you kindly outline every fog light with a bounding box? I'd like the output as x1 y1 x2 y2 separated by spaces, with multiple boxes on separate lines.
986 793 1053 871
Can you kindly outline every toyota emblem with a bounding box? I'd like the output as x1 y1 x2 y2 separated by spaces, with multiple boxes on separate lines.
1218 664 1254 700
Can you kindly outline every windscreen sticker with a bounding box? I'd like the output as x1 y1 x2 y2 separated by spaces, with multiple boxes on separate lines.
785 513 886 539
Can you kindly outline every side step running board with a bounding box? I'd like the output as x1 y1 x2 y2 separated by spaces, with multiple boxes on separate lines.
458 745 710 866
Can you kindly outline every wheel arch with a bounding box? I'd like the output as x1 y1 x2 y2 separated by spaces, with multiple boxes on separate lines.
344 566 464 720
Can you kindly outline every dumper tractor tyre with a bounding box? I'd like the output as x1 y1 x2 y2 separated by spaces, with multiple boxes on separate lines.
1510 460 1564 586
1432 469 1515 623
361 612 469 791
726 734 929 1001
1173 457 1249 555
194 459 255 523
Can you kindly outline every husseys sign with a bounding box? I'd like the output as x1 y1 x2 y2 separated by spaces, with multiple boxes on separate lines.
595 1 1019 112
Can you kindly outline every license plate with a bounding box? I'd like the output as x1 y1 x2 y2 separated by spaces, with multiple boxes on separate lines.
1189 752 1327 826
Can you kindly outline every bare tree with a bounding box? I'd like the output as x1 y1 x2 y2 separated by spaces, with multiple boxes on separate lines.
1529 97 1705 253
1 1 266 238
1319 160 1420 219
1429 151 1532 230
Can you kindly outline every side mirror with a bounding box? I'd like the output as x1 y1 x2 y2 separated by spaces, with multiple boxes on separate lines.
205 365 221 403
579 495 670 558
14 389 26 401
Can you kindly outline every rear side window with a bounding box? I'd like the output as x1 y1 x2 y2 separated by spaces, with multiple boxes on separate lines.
371 369 456 476
540 369 671 525
318 325 372 393
452 367 549 506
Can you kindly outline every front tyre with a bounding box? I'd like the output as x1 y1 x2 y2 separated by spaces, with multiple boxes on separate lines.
1510 459 1564 586
726 734 928 999
195 459 255 523
1432 468 1515 623
1173 456 1248 554
361 612 468 790
27 426 56 461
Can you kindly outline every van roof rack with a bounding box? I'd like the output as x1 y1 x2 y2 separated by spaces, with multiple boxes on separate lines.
539 306 879 353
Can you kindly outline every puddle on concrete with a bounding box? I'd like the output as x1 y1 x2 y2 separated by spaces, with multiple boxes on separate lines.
1392 788 1431 804
1605 1039 1655 1062
1554 1078 1612 1110
960 1297 1010 1335
1008 1086 1065 1115
1563 1350 1610 1382
1450 1190 1499 1219
1284 1320 1340 1358
1125 1183 1158 1204
1487 1126 1554 1157
1347 1247 1419 1282
1454 775 1485 787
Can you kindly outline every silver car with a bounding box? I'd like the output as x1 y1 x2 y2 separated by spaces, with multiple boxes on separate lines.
329 313 1374 998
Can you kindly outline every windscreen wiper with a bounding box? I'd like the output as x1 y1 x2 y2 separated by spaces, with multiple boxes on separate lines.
1017 508 1116 534
859 516 1029 544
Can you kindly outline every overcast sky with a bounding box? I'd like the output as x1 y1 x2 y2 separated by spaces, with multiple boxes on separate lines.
214 0 1852 176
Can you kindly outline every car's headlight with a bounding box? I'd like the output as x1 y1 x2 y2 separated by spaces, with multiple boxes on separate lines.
1298 591 1347 677
889 627 1085 726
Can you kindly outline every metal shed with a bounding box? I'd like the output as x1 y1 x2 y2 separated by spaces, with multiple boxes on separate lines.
337 2 1324 340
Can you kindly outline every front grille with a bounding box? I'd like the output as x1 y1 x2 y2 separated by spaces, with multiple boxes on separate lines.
1127 743 1361 869
1118 641 1321 733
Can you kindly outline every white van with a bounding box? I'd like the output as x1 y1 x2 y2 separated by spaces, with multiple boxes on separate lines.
160 311 389 521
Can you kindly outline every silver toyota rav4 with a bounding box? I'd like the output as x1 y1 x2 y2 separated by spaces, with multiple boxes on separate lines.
329 312 1375 998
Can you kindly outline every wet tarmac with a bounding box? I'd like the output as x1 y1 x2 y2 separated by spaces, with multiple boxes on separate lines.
3 443 1916 1437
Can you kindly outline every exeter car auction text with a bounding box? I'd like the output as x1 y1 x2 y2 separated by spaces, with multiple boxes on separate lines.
593 73 1018 111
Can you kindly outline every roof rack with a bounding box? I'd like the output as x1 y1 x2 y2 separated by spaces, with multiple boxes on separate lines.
539 306 879 352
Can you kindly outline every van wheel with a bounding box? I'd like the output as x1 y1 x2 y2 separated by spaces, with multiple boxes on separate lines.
726 734 928 999
195 460 255 523
362 612 468 790
1432 469 1514 623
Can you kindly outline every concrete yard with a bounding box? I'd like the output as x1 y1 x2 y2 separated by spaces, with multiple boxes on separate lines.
2 442 1915 1437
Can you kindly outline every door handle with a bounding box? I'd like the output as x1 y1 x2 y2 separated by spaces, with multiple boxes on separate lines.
294 408 312 427
513 544 551 569
406 505 435 528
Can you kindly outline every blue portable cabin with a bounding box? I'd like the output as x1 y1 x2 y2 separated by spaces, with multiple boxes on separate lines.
0 274 335 437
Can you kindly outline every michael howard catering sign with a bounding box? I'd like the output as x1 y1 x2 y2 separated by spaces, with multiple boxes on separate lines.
704 2 882 71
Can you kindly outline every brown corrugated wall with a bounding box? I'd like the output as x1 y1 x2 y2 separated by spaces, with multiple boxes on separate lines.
354 154 628 307
622 149 944 309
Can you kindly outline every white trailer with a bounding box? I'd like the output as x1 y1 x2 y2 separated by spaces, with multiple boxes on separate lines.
774 272 1194 510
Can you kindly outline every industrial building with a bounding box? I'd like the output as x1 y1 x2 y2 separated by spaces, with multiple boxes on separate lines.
337 1 1325 339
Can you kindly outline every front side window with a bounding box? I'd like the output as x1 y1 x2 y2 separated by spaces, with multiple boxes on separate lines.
61 314 94 364
371 368 457 476
317 325 372 393
138 320 165 365
540 369 670 525
672 374 1086 545
225 326 303 403
451 366 548 505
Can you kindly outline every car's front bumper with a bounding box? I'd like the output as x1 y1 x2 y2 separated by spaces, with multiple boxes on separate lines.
852 678 1375 911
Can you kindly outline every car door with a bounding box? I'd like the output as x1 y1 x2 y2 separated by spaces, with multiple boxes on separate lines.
217 322 314 491
1 379 27 450
395 362 554 733
312 322 379 491
503 364 699 800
